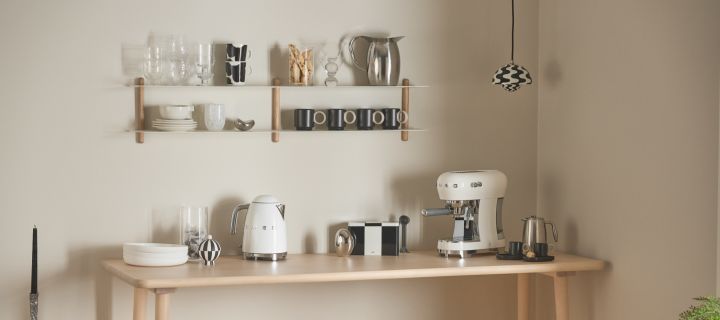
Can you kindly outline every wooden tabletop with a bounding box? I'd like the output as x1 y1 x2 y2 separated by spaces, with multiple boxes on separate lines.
102 251 604 289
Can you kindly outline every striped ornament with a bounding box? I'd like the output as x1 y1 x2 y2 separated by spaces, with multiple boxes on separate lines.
198 235 222 266
492 63 532 92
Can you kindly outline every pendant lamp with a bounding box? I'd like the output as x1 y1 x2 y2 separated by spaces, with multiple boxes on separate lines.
492 0 532 92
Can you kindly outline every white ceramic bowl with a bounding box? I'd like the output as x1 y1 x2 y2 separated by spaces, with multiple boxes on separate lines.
123 250 187 259
159 105 194 120
123 243 188 254
123 252 188 267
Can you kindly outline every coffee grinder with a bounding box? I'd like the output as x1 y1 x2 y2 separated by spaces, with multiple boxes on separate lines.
421 170 507 257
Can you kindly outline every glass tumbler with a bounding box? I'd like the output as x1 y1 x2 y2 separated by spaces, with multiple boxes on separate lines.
180 206 208 261
196 43 214 85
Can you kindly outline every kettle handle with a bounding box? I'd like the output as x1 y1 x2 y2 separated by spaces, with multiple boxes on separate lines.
546 221 559 242
276 204 286 219
348 36 369 71
230 204 250 235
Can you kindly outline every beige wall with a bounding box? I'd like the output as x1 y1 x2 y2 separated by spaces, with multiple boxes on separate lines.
537 0 720 319
0 0 539 319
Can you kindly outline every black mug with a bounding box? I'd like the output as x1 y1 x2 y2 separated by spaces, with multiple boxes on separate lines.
356 108 385 130
381 108 409 130
532 243 549 257
327 109 357 131
508 241 523 256
294 109 326 130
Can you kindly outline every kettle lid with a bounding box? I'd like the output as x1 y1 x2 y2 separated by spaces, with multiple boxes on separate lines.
252 194 280 204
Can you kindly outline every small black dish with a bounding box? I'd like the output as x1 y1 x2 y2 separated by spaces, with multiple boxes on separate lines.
496 253 524 260
522 255 555 262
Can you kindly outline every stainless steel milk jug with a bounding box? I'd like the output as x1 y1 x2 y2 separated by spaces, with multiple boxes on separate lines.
349 36 404 86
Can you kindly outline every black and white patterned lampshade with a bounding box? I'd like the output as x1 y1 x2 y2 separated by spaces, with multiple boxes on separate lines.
492 63 532 92
198 235 221 266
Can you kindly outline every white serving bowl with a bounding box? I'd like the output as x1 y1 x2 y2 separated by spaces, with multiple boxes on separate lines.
123 243 188 254
123 252 188 267
123 250 187 259
159 105 194 120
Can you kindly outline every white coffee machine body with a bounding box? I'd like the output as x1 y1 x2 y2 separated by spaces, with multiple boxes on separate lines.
424 170 508 257
230 195 287 261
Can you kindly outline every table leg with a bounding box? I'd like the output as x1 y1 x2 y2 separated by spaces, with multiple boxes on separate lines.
553 273 570 320
133 288 147 320
517 274 530 320
154 288 176 320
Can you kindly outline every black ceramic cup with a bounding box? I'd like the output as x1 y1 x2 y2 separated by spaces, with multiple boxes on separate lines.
533 243 549 257
294 109 326 131
327 109 356 131
508 241 523 256
356 108 385 130
381 108 409 130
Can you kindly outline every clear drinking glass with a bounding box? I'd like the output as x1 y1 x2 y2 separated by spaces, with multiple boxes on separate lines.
121 44 148 80
196 43 214 85
145 33 170 84
167 35 194 85
180 206 208 261
144 45 164 84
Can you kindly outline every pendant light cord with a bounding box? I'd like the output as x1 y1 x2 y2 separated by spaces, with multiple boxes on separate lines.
511 0 515 63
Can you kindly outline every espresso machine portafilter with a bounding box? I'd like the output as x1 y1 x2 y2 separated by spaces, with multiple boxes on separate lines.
421 170 508 258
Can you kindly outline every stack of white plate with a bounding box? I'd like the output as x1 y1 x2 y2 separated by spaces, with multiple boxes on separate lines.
153 105 197 132
152 119 198 131
123 243 188 267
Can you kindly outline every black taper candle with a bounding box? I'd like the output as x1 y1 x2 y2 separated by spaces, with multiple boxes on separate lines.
31 225 37 294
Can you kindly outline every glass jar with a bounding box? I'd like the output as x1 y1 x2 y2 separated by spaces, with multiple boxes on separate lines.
288 44 314 85
180 206 208 261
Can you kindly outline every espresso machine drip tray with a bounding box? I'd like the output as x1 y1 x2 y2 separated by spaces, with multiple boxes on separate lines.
437 239 499 258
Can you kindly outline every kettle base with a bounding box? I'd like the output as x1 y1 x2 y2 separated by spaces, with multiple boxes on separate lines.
243 252 287 261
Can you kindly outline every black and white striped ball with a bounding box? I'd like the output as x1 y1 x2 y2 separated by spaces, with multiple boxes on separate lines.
492 63 532 92
198 235 222 266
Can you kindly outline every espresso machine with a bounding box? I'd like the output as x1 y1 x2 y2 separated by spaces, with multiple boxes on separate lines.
422 170 507 257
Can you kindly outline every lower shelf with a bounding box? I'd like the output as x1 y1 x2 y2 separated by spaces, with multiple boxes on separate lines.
133 128 425 134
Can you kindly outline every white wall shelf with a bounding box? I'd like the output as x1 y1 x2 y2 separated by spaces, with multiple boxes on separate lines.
132 78 422 144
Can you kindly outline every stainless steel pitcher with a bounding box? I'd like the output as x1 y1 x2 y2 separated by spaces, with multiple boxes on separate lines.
521 216 558 249
349 36 404 86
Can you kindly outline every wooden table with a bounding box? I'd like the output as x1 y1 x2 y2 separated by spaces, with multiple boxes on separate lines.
103 251 604 320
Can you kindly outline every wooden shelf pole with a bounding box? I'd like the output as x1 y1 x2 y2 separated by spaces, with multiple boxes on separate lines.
271 78 280 142
401 78 410 141
135 78 145 144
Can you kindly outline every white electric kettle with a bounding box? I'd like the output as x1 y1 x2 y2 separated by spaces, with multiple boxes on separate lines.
230 195 287 261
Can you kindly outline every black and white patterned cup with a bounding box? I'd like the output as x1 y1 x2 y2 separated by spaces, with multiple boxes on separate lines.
225 61 252 85
226 43 252 62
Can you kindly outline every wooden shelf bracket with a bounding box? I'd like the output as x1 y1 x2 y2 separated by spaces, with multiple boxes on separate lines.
401 78 410 141
135 77 145 144
271 78 280 142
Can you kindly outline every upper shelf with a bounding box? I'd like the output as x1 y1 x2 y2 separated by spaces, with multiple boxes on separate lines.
125 84 429 89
